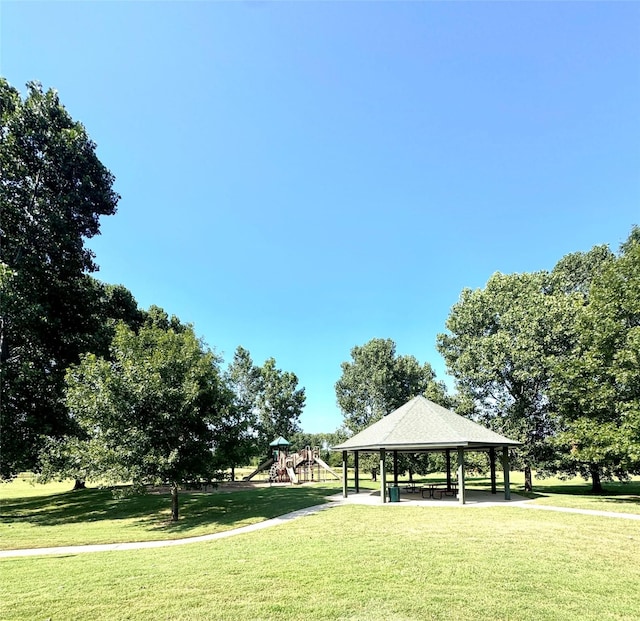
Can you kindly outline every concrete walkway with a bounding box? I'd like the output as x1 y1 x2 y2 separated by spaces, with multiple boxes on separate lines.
0 503 337 558
337 488 532 507
343 489 640 519
519 502 640 521
2 491 639 559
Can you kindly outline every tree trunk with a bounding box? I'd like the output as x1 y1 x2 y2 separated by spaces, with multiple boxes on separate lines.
230 466 235 482
524 465 533 492
590 465 603 493
171 482 179 521
371 468 377 482
73 479 86 490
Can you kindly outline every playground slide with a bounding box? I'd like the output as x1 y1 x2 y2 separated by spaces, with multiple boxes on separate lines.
243 458 274 481
313 456 341 479
285 466 298 484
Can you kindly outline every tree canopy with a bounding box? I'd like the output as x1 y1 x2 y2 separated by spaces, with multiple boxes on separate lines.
218 346 262 478
437 234 639 492
550 228 640 490
224 346 306 458
336 337 449 435
0 80 118 478
436 272 574 490
41 322 227 520
257 357 305 451
335 338 450 479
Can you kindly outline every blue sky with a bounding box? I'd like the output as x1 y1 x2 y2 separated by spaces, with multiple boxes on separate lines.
2 1 639 434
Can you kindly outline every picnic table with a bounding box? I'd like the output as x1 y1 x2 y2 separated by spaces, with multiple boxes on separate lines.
420 483 458 499
395 482 459 499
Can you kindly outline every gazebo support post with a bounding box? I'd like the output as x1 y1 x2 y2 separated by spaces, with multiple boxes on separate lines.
489 447 497 494
502 447 511 500
342 451 348 498
457 447 466 505
354 451 360 494
380 448 387 504
445 449 452 490
393 450 398 486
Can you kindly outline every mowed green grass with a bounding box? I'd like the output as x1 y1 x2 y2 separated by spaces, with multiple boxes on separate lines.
514 475 640 514
2 504 640 620
4 471 640 551
413 471 640 514
0 476 340 549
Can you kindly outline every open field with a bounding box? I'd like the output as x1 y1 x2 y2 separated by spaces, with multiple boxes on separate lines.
467 472 640 514
2 475 640 619
3 472 640 551
0 475 340 550
2 502 640 620
513 475 640 514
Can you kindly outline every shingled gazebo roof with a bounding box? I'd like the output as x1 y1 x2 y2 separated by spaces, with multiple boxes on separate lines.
333 396 520 453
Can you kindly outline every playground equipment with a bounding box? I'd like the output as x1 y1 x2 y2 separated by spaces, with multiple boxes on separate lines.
243 437 340 484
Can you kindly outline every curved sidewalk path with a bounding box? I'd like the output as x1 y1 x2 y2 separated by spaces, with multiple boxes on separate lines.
518 502 640 521
0 503 336 559
2 492 639 559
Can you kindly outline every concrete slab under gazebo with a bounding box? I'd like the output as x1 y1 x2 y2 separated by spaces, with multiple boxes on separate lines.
332 396 521 505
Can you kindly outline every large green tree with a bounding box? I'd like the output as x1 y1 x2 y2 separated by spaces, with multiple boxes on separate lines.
92 282 146 357
257 357 305 454
548 244 614 297
336 338 449 434
217 346 262 479
335 338 450 479
222 346 306 459
41 321 227 520
0 80 118 478
550 229 640 491
436 272 575 491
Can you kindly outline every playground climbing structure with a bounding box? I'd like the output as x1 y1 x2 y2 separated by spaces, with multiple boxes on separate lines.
244 446 340 484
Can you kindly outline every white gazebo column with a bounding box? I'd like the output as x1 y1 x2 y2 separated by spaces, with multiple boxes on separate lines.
342 450 348 498
502 447 511 500
457 447 466 505
379 448 387 504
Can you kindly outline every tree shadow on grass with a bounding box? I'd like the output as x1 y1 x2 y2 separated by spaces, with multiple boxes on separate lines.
0 487 167 525
143 485 339 534
595 495 640 508
0 484 339 534
532 479 640 497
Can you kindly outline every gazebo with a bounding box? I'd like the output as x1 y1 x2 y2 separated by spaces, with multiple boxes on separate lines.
332 396 521 504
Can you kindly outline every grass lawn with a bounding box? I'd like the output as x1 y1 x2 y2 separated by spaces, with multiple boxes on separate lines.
505 472 640 514
4 470 633 552
0 475 341 550
2 503 640 620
